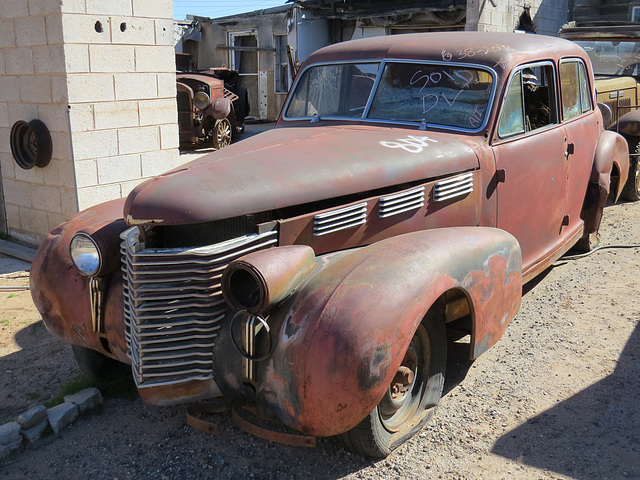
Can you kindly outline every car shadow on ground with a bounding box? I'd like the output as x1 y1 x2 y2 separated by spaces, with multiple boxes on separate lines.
491 321 640 479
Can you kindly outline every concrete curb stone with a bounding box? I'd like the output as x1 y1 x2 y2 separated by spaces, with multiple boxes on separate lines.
17 404 47 429
64 387 103 413
21 419 48 443
47 402 79 433
0 422 22 452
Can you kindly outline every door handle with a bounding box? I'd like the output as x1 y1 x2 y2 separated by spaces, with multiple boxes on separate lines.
565 142 575 158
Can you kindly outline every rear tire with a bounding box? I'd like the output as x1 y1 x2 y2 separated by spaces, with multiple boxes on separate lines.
72 345 130 380
572 231 599 253
340 310 446 457
621 141 640 201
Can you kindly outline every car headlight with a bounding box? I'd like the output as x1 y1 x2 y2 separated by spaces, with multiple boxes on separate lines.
69 233 102 277
193 91 211 110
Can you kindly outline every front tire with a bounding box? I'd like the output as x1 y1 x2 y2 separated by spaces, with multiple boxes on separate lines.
213 118 232 149
340 310 446 457
72 345 130 380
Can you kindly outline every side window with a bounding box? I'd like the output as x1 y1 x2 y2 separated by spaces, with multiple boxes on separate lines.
560 62 580 119
498 72 524 137
560 60 593 120
578 62 593 113
498 64 557 138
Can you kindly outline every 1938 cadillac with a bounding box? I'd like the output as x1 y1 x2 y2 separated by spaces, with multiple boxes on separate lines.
30 32 629 457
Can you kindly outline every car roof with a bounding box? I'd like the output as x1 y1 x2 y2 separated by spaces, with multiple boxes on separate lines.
304 32 588 74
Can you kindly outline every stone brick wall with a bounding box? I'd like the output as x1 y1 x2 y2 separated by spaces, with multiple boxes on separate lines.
0 0 179 246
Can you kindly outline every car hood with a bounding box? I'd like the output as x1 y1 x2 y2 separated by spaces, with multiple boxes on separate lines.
124 125 480 226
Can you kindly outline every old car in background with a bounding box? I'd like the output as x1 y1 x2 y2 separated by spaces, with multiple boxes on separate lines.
31 32 629 458
560 23 640 200
176 53 249 149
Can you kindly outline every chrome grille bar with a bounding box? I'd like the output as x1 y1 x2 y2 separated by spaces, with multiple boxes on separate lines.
313 202 368 236
379 187 425 218
433 172 474 202
121 227 277 388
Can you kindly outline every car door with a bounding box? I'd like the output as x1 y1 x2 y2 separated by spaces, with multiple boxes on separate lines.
492 62 569 277
558 58 600 237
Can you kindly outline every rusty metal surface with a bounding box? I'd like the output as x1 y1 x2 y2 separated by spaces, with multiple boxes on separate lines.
30 32 630 442
124 128 480 226
617 109 640 136
299 32 585 77
214 227 521 437
231 409 317 448
177 73 225 92
278 173 483 254
559 24 640 41
592 129 630 201
222 245 316 314
30 198 130 365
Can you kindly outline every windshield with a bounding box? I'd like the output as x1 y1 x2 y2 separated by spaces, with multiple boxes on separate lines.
576 40 640 76
285 61 495 131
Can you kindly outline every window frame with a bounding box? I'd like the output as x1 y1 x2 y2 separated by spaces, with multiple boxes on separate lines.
282 58 498 134
496 61 559 141
559 58 593 121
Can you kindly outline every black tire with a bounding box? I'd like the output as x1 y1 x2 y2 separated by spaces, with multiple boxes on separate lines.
213 118 232 149
340 310 446 458
72 345 130 380
572 231 599 253
621 141 640 201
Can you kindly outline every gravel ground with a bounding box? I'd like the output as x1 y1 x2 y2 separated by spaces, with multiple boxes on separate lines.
1 199 638 480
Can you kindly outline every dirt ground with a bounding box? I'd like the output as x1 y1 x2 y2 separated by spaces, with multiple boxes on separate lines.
0 199 638 480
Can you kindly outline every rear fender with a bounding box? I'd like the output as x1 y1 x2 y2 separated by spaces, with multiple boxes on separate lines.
241 227 522 437
582 130 629 234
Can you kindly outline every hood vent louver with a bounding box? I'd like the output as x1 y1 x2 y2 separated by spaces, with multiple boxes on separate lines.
313 202 368 236
378 186 425 218
433 172 474 202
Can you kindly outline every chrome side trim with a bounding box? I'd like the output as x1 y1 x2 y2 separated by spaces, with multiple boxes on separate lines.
379 186 425 218
433 172 474 202
313 202 368 236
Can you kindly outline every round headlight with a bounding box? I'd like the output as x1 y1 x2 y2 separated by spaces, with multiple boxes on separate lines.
193 91 211 110
70 233 101 277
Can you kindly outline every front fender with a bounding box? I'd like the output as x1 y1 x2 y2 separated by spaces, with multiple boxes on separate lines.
30 198 129 363
234 227 522 437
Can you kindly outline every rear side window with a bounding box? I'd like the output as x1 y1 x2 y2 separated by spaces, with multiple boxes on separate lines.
560 60 593 120
498 63 557 138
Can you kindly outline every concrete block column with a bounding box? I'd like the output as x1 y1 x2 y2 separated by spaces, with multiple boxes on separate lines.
0 0 179 245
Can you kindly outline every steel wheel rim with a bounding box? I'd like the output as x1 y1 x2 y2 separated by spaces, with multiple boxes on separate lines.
216 119 232 148
377 326 430 432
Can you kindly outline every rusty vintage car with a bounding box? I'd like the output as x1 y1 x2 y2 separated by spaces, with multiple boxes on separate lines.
31 32 629 457
177 66 248 149
560 23 640 200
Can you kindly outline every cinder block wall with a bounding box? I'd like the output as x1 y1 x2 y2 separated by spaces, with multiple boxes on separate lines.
0 0 179 246
466 0 569 35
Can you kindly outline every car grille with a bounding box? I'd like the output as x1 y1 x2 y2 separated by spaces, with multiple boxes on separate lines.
120 226 278 388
